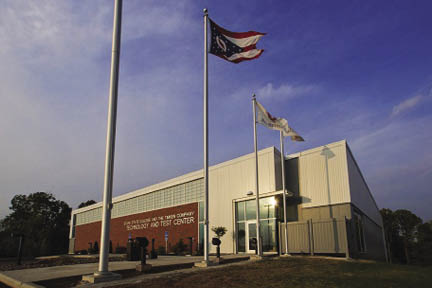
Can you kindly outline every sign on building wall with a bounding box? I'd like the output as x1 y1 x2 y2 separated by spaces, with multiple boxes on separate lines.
123 211 195 231
74 202 199 253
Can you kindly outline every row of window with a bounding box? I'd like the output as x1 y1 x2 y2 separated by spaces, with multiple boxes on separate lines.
235 196 280 222
75 178 204 226
235 197 281 253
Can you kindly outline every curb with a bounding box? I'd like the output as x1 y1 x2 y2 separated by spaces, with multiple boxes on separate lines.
0 272 44 288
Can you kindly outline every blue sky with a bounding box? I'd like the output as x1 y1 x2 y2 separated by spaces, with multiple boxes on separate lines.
0 0 431 221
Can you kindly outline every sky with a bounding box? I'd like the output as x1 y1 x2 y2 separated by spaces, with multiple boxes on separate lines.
0 0 431 221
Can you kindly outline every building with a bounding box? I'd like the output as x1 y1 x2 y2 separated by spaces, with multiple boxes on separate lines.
69 140 387 260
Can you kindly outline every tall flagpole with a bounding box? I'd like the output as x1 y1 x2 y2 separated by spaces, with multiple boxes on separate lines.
203 8 210 264
280 131 290 255
97 0 122 275
252 95 262 256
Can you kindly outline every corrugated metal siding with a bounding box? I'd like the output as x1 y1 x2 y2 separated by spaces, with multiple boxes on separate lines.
279 218 348 255
362 215 386 260
312 219 347 253
209 148 277 254
300 203 352 221
280 221 310 253
346 148 382 226
299 142 350 208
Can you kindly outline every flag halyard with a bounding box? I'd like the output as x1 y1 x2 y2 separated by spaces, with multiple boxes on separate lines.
209 18 265 63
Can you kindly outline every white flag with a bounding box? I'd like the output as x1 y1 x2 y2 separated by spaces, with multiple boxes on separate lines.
256 101 304 141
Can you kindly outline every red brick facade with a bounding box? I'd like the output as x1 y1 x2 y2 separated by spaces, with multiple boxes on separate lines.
74 202 198 253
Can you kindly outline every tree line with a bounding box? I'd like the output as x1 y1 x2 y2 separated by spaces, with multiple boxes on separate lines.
0 192 95 258
380 208 432 264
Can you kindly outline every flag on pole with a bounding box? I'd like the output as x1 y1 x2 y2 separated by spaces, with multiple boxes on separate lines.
256 100 304 141
209 18 265 63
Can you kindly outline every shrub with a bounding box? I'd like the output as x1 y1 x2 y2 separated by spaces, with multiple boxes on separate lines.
115 246 127 254
172 239 187 255
157 245 166 255
212 226 227 239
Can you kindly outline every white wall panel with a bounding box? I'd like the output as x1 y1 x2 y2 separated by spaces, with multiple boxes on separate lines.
208 147 278 253
299 141 351 208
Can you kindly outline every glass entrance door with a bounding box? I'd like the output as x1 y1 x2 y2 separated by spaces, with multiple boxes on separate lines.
246 221 257 253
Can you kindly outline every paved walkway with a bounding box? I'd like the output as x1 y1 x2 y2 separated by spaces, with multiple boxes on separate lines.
1 255 245 283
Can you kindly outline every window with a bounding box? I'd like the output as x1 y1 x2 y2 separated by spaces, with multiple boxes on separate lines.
145 193 154 211
163 188 173 207
75 178 204 225
246 200 256 220
259 197 277 219
235 197 282 253
173 185 185 205
260 219 277 252
198 201 205 255
199 202 204 222
237 222 246 252
137 195 145 212
154 191 163 209
236 202 245 221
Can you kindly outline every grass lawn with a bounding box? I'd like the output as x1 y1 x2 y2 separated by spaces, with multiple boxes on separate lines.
111 256 432 288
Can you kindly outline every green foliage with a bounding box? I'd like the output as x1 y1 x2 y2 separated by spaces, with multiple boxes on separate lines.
115 246 127 254
211 226 227 239
157 245 166 255
0 192 71 257
380 208 432 265
78 200 96 208
172 238 188 255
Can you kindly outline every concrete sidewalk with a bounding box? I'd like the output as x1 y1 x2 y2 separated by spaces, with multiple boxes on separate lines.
1 255 245 283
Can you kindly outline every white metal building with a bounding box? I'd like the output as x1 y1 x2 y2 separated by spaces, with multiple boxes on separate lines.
69 140 386 260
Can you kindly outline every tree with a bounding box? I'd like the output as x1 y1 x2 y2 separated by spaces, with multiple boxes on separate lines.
380 208 432 264
415 221 432 264
211 226 227 259
393 209 422 264
0 192 71 257
381 208 397 263
78 200 96 208
211 226 227 239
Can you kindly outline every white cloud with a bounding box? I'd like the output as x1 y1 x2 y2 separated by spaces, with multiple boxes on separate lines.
391 94 422 116
256 82 316 100
0 0 199 217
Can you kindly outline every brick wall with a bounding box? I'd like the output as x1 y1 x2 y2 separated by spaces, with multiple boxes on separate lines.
74 202 198 253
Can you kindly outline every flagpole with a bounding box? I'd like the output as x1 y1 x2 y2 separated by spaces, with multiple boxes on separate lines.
280 131 290 255
203 8 210 264
97 0 122 276
252 95 262 256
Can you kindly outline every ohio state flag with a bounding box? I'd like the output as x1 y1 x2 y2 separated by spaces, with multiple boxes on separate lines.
209 18 265 63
